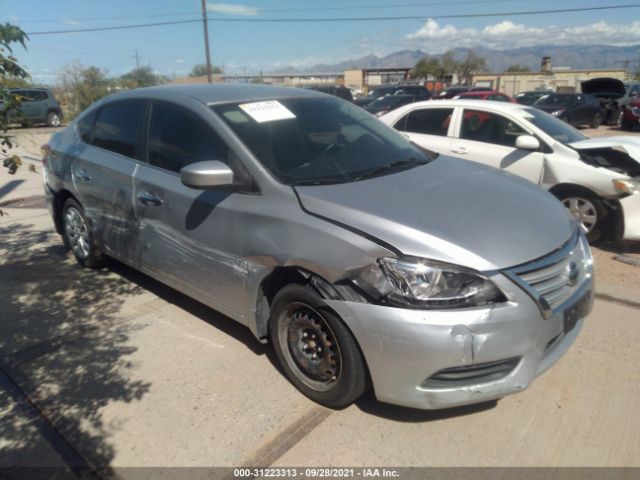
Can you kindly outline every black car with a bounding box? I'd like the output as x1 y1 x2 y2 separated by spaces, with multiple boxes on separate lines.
581 77 626 125
7 88 63 127
363 94 420 117
354 84 430 107
303 85 353 102
514 90 553 106
533 93 604 128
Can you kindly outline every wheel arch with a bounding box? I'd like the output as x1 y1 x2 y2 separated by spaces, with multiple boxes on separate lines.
52 189 80 235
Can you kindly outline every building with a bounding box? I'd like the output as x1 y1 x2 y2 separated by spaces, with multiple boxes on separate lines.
471 56 630 95
344 67 413 92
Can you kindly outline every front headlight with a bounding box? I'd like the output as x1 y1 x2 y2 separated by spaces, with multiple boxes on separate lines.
551 109 565 116
353 257 505 308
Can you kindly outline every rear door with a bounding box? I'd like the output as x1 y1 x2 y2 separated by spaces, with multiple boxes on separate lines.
133 100 254 319
72 99 146 265
449 108 545 183
391 106 454 154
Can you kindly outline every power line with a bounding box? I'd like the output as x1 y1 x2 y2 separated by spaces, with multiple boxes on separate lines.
26 4 640 36
14 0 527 24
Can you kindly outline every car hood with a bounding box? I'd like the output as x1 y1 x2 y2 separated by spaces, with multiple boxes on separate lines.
581 77 626 97
569 136 640 162
535 104 567 112
294 157 574 271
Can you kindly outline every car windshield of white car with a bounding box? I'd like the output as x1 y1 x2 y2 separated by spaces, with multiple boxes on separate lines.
213 97 434 185
522 108 588 144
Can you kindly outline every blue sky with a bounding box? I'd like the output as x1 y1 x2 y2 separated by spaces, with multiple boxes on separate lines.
3 0 640 83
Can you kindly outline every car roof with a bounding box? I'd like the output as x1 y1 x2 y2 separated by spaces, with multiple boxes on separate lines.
457 90 501 96
104 83 323 106
400 98 532 112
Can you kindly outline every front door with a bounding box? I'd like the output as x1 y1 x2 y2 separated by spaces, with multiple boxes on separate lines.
449 108 545 184
133 101 253 320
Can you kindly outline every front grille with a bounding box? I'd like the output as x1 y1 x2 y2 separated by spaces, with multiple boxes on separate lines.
422 357 521 388
504 230 591 317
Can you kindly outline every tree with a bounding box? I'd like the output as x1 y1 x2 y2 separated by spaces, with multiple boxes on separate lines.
59 61 110 118
440 50 459 81
189 63 222 77
505 64 531 73
455 50 487 85
411 57 445 80
120 66 160 88
1 23 30 175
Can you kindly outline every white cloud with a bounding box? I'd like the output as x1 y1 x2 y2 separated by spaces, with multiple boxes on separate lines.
407 19 640 52
206 3 259 16
63 18 81 26
10 15 19 22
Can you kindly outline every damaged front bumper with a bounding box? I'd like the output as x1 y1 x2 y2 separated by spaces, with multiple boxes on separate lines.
327 271 593 410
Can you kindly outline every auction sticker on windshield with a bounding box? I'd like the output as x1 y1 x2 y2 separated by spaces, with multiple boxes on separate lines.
239 100 296 123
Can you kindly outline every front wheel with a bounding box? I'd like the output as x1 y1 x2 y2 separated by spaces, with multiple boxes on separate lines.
269 284 368 408
62 198 104 268
590 113 602 129
558 193 607 242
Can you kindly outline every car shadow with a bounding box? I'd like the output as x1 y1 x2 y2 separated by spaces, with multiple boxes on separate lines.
594 239 640 254
354 390 498 422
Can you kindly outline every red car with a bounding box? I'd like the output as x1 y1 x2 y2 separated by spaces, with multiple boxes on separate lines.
454 90 517 103
621 98 640 131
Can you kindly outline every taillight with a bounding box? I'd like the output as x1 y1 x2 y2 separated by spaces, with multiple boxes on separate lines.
41 143 50 168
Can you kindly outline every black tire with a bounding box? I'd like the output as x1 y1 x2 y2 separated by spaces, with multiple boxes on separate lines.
61 198 104 268
590 113 602 129
46 111 61 127
269 284 368 408
555 190 607 243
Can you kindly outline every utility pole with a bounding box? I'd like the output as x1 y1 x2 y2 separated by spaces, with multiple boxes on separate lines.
134 50 140 69
201 0 212 83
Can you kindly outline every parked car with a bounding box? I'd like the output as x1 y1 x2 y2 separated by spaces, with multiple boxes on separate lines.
514 90 553 106
533 93 603 128
303 85 353 102
8 88 63 127
435 85 492 99
43 84 593 410
621 97 640 131
380 99 640 242
619 82 640 109
581 77 626 125
453 90 516 103
354 84 430 107
363 94 419 116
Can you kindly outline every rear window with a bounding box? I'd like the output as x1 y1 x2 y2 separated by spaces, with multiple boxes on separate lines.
91 100 146 159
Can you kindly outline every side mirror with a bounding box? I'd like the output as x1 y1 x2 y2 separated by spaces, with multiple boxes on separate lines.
515 135 540 151
181 160 234 189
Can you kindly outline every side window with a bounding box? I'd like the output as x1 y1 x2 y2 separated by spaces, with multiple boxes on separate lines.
148 102 229 174
460 110 527 148
77 110 97 144
92 100 145 159
396 108 453 136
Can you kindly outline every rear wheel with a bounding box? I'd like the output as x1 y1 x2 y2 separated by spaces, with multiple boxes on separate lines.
62 198 104 268
269 284 368 408
590 113 602 129
558 193 607 242
46 111 61 127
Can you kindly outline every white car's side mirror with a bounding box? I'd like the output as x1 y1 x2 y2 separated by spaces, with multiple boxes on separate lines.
515 135 540 151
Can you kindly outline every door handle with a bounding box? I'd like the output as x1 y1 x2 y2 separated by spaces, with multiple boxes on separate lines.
137 191 164 206
74 168 92 181
451 147 468 154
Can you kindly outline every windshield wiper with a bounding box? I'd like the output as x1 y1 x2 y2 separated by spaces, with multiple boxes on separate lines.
289 177 350 186
354 157 430 181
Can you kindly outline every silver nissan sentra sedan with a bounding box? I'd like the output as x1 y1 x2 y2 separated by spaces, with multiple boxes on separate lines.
42 84 593 410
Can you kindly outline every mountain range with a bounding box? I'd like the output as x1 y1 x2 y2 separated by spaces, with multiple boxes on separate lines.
270 45 640 74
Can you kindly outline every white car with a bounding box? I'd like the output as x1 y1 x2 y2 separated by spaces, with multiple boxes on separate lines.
380 99 640 242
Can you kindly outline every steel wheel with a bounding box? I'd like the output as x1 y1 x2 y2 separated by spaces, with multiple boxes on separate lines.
277 302 342 392
562 196 598 234
64 206 91 260
269 284 368 408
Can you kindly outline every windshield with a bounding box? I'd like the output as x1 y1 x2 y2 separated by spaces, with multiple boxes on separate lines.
534 94 572 107
213 97 434 185
521 107 588 144
368 87 396 99
371 95 406 107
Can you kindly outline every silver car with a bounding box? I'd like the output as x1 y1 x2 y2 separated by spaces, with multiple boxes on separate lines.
43 84 594 410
